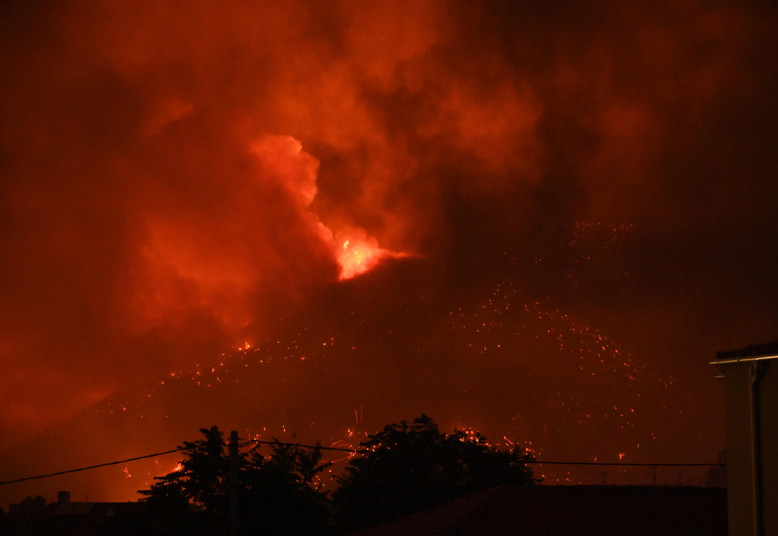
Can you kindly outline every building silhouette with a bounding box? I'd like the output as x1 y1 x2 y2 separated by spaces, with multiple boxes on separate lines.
711 341 778 536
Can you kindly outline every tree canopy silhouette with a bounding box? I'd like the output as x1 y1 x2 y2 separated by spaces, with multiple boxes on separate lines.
5 495 48 536
138 426 333 536
332 414 538 532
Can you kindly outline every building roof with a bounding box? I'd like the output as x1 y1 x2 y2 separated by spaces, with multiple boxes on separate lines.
351 485 727 536
713 340 778 365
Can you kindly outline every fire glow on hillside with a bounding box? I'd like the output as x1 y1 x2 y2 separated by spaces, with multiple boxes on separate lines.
1 0 777 506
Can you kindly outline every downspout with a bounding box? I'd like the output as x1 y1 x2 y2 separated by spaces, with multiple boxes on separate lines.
750 362 766 536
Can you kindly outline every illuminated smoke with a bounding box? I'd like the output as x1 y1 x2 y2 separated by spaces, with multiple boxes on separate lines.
1 0 777 505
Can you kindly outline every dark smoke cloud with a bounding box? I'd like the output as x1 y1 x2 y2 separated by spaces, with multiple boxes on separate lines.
1 0 777 504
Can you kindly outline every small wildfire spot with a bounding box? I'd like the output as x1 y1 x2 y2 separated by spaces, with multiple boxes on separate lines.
335 231 409 280
338 238 380 279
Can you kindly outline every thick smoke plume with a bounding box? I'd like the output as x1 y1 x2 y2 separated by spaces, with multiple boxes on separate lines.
1 0 777 504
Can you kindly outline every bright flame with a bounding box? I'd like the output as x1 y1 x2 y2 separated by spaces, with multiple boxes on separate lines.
336 232 402 280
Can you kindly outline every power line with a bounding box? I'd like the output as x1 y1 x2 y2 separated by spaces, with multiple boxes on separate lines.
0 448 184 487
247 439 367 454
530 460 723 467
251 440 723 466
0 438 724 488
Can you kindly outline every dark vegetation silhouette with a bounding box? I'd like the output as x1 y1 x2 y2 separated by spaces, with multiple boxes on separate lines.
4 416 536 535
4 495 47 536
332 414 538 532
138 425 333 535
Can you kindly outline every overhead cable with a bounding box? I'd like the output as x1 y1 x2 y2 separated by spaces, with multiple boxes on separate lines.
0 448 184 486
0 439 724 487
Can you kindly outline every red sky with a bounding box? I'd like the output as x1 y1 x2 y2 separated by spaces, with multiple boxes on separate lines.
1 0 777 505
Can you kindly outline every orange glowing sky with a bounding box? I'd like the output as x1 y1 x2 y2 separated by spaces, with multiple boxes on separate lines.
1 0 777 506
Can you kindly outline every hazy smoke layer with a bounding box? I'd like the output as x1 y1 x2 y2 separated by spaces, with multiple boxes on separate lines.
1 0 777 503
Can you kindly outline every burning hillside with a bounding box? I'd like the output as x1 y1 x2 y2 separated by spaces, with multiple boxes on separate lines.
2 0 776 507
1 224 712 501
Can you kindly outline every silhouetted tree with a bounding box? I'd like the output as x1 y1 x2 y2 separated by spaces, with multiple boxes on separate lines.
332 414 537 532
138 426 232 535
138 426 333 536
6 495 47 536
240 440 333 535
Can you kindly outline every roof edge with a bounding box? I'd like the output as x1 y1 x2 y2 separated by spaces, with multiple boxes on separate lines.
711 340 778 365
